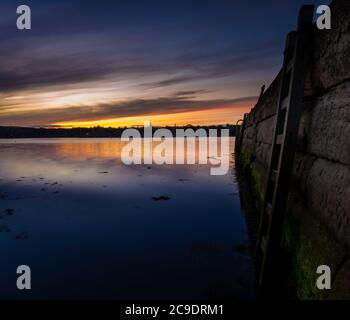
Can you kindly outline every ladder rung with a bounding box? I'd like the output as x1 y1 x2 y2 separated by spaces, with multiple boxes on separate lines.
261 236 268 253
276 134 284 145
285 58 295 72
281 97 289 110
266 203 273 217
271 170 278 182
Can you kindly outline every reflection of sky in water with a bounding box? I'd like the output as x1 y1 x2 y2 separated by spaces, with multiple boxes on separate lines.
0 138 254 299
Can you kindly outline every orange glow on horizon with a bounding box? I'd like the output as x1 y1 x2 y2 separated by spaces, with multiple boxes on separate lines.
52 105 251 128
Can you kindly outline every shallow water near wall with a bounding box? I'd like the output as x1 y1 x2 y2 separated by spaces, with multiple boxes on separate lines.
0 138 255 299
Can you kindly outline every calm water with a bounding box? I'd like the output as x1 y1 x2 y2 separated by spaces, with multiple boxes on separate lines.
0 138 254 299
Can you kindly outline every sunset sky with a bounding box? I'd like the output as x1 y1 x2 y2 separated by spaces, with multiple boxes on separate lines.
0 0 325 128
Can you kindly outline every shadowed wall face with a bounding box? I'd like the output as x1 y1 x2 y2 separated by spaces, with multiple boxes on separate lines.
239 0 350 299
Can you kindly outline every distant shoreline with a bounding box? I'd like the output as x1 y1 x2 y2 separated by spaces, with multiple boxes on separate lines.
0 125 238 138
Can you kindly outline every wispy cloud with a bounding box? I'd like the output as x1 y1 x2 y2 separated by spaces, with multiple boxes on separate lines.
0 95 257 127
173 90 211 97
0 0 295 127
0 28 279 93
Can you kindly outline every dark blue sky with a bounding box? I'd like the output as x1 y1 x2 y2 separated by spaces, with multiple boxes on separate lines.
0 0 328 127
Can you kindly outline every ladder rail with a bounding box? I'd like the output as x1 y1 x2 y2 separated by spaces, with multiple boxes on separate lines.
255 5 314 293
255 32 297 259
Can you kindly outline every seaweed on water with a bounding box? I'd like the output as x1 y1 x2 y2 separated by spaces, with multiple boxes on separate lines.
152 196 171 201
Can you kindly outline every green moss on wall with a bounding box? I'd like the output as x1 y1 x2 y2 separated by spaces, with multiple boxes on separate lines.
281 188 347 299
282 213 325 299
239 146 252 170
237 143 349 299
239 146 264 214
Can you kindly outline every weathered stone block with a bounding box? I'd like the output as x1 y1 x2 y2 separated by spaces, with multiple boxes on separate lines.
292 153 317 196
306 159 350 248
242 126 256 153
255 141 272 170
256 116 275 145
307 0 350 95
306 81 350 166
328 258 350 300
282 187 347 299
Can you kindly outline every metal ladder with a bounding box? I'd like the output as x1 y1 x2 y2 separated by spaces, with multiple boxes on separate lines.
255 5 314 293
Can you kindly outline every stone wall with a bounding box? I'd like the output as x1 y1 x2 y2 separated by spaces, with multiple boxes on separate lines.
239 0 350 299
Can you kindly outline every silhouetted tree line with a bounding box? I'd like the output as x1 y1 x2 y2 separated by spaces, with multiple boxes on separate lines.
0 125 238 138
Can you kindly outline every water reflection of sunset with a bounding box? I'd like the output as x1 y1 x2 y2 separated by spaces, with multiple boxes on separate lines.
0 138 253 299
0 138 234 190
55 140 125 160
52 138 234 168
